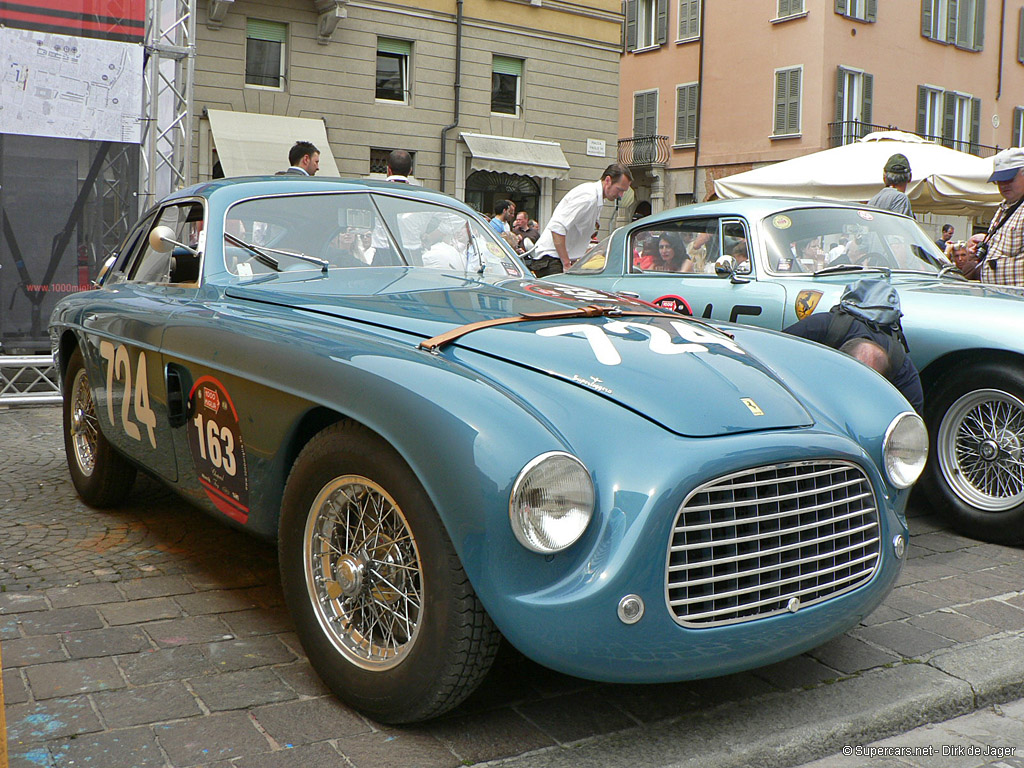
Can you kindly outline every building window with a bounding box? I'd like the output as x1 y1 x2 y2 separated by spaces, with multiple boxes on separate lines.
370 148 415 175
625 0 668 50
491 56 523 116
835 0 876 22
633 89 658 137
773 67 802 137
678 0 701 41
943 91 980 152
834 67 873 145
916 85 944 140
376 38 411 102
921 0 984 50
675 83 698 146
1013 107 1024 147
245 19 286 89
777 0 805 19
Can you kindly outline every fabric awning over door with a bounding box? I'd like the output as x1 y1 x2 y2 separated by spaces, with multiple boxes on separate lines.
207 109 340 177
462 133 570 180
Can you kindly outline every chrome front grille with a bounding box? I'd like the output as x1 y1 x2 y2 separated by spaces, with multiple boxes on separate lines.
666 461 881 627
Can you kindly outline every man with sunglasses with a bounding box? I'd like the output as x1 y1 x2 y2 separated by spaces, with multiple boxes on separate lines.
980 148 1024 287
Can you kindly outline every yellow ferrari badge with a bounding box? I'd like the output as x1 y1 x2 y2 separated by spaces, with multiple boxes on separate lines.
794 290 823 320
741 398 764 416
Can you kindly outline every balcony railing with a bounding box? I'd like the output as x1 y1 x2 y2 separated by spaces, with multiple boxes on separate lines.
828 121 1001 157
618 135 670 167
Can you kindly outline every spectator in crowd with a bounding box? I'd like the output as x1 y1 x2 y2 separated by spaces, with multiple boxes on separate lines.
947 240 981 280
529 163 633 276
867 153 913 217
827 236 849 265
277 141 319 176
385 149 412 182
935 223 954 252
636 232 691 272
980 147 1024 287
489 200 515 235
512 211 540 253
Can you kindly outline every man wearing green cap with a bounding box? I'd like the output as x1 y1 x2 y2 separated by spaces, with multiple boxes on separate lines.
867 153 913 217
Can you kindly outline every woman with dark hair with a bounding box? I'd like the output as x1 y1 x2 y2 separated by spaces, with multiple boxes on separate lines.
652 232 693 272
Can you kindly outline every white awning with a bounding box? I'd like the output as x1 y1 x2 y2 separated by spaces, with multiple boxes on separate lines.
462 133 570 180
207 109 340 177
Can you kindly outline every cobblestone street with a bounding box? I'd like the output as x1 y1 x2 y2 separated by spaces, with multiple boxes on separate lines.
4 405 1024 768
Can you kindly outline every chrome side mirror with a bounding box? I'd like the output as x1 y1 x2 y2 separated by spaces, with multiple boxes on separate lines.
149 225 197 255
714 254 737 276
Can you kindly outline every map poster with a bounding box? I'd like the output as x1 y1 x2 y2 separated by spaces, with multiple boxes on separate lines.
0 0 144 44
0 27 144 144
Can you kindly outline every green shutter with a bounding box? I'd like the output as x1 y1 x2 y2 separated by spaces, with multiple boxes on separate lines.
679 0 700 39
787 68 801 134
1014 107 1024 147
970 96 981 152
921 0 933 38
656 0 668 44
378 38 412 55
835 67 846 126
634 91 657 137
778 0 791 16
246 18 286 43
774 70 788 134
942 91 956 147
861 73 873 128
626 0 638 50
916 86 929 135
1019 8 1024 62
947 0 959 43
676 83 698 143
973 0 985 50
835 0 847 16
866 0 877 22
492 56 522 76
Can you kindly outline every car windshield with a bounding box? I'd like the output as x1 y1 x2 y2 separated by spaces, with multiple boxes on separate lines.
761 207 948 276
569 234 613 273
223 192 523 278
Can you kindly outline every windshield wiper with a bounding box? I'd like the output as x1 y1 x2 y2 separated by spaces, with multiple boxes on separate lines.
224 232 329 273
813 263 891 277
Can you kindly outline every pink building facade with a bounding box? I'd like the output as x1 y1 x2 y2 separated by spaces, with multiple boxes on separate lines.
618 0 1024 216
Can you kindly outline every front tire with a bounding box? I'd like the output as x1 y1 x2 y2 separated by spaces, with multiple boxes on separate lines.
62 346 136 507
278 422 499 723
922 362 1024 544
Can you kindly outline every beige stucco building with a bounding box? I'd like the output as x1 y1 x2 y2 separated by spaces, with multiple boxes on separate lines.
619 0 1024 217
191 0 622 225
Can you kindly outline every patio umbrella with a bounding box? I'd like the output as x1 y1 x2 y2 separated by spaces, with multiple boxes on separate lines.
713 131 1001 216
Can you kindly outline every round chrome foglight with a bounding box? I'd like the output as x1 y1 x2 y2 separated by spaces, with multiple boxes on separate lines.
883 412 928 489
509 452 595 553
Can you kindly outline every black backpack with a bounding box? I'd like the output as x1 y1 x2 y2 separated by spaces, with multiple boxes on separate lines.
822 278 909 377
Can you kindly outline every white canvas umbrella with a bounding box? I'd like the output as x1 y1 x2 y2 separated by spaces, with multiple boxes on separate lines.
713 131 1001 215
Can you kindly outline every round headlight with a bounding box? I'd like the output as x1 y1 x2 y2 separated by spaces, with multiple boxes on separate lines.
883 412 928 489
509 452 595 553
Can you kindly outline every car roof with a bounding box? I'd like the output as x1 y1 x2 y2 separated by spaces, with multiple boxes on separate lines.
163 176 472 211
638 196 907 227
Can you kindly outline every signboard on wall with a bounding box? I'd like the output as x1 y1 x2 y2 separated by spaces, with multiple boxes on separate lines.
0 0 145 43
0 27 144 143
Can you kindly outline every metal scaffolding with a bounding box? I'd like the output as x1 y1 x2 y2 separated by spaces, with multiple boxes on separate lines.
141 0 197 210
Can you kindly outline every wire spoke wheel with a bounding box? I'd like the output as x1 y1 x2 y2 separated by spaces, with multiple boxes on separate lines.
304 475 423 670
938 388 1024 511
69 366 100 477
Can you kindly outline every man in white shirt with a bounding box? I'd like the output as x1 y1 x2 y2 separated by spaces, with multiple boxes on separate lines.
530 164 633 276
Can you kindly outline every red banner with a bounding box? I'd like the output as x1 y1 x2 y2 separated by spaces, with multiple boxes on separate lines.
0 0 145 43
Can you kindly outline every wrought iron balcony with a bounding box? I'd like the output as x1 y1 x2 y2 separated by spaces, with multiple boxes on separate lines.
828 121 1001 157
618 135 670 167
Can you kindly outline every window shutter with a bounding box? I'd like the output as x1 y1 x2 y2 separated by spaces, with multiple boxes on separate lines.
916 86 929 135
676 83 698 143
679 0 700 39
970 96 981 151
921 0 933 39
973 0 985 50
633 92 646 136
247 18 287 42
866 0 877 22
942 91 956 147
378 38 412 55
646 91 659 135
634 91 658 136
492 56 522 76
1014 106 1024 147
948 0 959 44
861 73 873 128
625 0 638 51
656 0 669 44
835 67 846 124
1019 8 1024 62
835 0 847 15
774 71 788 134
787 69 801 134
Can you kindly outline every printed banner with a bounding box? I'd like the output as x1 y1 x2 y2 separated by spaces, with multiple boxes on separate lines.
0 0 145 43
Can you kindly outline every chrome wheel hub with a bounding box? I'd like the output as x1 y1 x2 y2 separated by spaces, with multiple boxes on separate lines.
938 388 1024 512
303 476 422 670
69 369 98 477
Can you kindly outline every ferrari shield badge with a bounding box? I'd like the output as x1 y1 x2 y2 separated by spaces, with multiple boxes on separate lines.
741 398 765 416
794 290 823 320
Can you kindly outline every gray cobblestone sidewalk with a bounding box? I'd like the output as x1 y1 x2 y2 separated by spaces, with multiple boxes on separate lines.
4 405 1024 768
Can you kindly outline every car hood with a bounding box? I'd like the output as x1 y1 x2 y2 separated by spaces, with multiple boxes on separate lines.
224 269 814 437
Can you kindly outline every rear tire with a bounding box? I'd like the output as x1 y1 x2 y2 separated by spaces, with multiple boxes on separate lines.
62 346 136 507
278 421 499 723
922 362 1024 544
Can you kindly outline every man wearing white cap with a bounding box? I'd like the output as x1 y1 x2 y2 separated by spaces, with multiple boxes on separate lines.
980 147 1024 286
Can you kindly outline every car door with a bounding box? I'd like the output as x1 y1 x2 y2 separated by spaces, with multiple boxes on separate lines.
613 216 788 329
79 199 206 482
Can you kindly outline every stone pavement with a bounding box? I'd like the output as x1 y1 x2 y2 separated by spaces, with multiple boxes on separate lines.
3 405 1024 768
